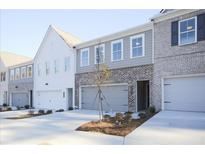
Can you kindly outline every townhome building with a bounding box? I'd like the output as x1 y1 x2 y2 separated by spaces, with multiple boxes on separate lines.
151 9 205 112
75 23 154 112
0 52 31 106
8 60 33 108
33 25 81 110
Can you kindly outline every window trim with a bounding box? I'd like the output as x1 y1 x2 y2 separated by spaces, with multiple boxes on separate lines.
130 34 145 59
80 48 90 67
21 66 27 79
94 44 105 64
111 39 124 62
10 69 15 81
15 68 20 80
64 56 70 72
27 65 33 78
178 16 197 46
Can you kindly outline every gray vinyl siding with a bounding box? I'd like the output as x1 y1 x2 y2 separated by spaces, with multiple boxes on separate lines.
76 30 153 73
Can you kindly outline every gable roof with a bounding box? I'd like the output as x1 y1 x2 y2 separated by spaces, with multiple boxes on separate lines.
0 51 32 67
51 25 82 48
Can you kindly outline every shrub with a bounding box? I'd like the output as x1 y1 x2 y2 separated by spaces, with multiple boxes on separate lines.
123 113 132 125
24 105 30 109
115 113 124 125
38 110 45 114
103 114 111 122
146 106 156 114
124 111 133 116
56 109 64 112
138 112 147 119
0 108 2 112
3 103 7 107
68 107 73 110
7 107 12 111
16 106 21 110
46 110 52 114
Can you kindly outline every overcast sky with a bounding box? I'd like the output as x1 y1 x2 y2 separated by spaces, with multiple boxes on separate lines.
0 9 160 58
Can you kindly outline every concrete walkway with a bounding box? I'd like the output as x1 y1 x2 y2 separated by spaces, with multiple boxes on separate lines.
125 111 205 144
0 110 123 144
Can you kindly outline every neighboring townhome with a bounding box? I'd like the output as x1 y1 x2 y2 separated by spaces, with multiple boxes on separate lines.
75 23 153 112
8 60 33 108
0 51 31 106
151 9 205 112
33 25 81 110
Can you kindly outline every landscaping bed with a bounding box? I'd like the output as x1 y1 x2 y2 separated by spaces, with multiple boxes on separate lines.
76 107 157 137
5 109 53 120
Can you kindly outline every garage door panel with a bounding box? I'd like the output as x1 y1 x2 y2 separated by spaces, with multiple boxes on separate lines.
81 85 128 112
12 93 29 107
164 76 205 112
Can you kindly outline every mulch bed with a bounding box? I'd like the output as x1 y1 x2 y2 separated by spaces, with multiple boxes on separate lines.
5 113 52 120
76 113 156 137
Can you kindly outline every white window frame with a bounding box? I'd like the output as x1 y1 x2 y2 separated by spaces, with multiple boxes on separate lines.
37 63 41 76
80 48 89 67
21 66 27 79
178 16 197 46
10 69 14 81
27 65 33 78
64 57 70 72
45 62 50 75
15 68 20 80
94 44 105 64
111 39 123 62
130 34 145 58
54 59 59 74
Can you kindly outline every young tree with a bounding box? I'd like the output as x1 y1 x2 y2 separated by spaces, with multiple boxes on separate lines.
94 42 111 121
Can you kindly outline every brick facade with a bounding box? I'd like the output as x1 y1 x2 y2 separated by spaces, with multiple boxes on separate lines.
152 10 205 111
75 64 153 112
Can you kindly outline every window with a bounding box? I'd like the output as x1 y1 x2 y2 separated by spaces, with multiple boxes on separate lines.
179 17 197 45
130 34 145 58
21 67 27 79
10 69 14 81
27 65 32 78
45 62 50 75
64 57 70 72
54 59 59 74
111 39 123 61
15 68 20 80
95 44 105 64
80 48 89 67
37 63 41 76
0 72 6 82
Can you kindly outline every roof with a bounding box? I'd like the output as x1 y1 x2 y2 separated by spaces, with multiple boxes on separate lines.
75 22 153 49
51 25 82 47
150 9 199 23
0 51 32 67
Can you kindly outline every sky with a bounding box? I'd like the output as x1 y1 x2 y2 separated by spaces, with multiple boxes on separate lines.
0 9 160 58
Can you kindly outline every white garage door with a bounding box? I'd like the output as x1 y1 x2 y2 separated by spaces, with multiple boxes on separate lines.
37 90 66 110
164 76 205 112
12 93 29 107
81 84 128 112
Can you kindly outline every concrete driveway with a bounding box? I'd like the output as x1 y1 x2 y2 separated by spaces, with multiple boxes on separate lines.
0 110 123 144
125 111 205 144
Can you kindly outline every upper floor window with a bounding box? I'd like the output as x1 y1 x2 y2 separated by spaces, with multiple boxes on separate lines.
15 68 20 80
0 72 6 82
80 48 89 67
21 67 27 79
37 63 41 76
54 59 59 74
27 65 32 78
10 69 14 81
179 17 197 45
111 39 123 61
64 57 70 72
130 34 145 58
45 62 50 75
95 44 105 64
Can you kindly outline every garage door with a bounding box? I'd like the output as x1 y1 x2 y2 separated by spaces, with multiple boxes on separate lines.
164 76 205 112
37 90 65 110
12 93 29 107
81 84 128 112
